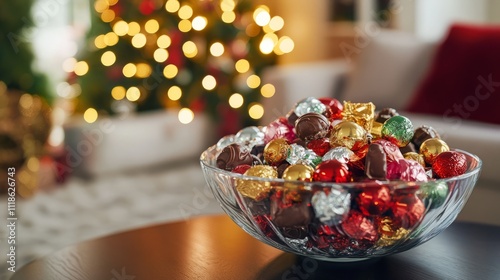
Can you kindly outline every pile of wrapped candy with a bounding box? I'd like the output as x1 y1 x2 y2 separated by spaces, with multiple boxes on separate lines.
215 97 468 255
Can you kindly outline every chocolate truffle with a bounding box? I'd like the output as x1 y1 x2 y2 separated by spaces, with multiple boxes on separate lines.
412 125 440 148
365 143 387 180
295 113 330 141
216 143 253 171
375 108 399 123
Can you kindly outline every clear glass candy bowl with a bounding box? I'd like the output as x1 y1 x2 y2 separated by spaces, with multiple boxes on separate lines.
200 145 481 262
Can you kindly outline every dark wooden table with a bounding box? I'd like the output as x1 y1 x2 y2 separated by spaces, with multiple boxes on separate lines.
12 215 500 280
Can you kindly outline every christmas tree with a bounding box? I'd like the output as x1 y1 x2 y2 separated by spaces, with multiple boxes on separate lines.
68 0 293 134
0 0 51 101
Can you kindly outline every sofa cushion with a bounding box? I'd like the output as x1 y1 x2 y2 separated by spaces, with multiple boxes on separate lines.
341 30 436 110
406 24 500 125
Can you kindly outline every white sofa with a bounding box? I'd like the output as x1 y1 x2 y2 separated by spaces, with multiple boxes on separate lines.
261 31 500 226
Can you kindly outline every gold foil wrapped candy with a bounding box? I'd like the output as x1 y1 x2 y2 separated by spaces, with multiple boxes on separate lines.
403 152 425 168
330 121 367 150
236 165 278 201
282 164 314 189
376 217 409 247
263 138 290 165
342 101 375 132
419 138 450 165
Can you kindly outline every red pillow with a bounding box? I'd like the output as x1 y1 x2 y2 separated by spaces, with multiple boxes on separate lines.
406 24 500 125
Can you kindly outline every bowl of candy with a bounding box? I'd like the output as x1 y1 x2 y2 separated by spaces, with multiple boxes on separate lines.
200 97 482 262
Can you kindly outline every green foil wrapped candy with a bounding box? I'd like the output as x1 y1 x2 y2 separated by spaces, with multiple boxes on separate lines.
382 116 414 147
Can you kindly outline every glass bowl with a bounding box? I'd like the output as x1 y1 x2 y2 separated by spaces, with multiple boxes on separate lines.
200 144 481 262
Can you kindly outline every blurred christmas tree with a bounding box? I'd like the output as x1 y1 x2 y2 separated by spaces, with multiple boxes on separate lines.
68 0 293 134
0 0 51 101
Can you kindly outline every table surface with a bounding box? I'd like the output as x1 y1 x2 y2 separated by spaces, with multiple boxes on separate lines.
12 215 500 280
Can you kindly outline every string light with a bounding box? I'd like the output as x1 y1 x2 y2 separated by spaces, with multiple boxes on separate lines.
235 59 250 73
178 19 192 32
248 103 264 120
182 41 198 58
84 108 98 123
122 63 137 77
157 35 171 48
221 11 236 23
165 0 180 13
113 21 129 36
101 9 115 22
229 93 244 108
111 86 126 100
145 19 160 34
128 22 141 36
178 108 194 124
178 5 193 19
210 42 224 57
101 51 116 66
154 48 169 62
104 32 119 46
192 16 207 31
221 0 236 12
278 36 295 53
261 84 275 98
253 6 271 26
74 61 89 76
269 16 285 31
246 74 261 89
259 37 274 54
126 87 141 101
136 63 152 78
131 33 147 48
94 35 107 49
163 64 178 79
202 75 217 90
167 86 182 100
94 0 108 13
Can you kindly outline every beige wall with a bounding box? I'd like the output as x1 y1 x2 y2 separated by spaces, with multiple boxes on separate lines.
489 0 500 22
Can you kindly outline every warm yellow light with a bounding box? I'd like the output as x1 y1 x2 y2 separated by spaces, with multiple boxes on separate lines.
84 108 98 123
157 35 171 48
210 42 224 57
62 57 77 73
74 61 89 76
229 93 244 108
101 51 116 66
261 33 279 53
253 6 271 26
221 11 236 23
167 86 182 100
235 59 250 73
104 32 119 46
182 41 198 58
101 9 115 23
278 36 295 53
165 0 180 13
248 103 264 120
94 35 106 49
261 83 276 98
122 63 137 77
269 16 285 31
131 33 147 48
113 21 129 36
221 0 235 11
245 23 260 37
178 19 192 32
202 75 217 90
136 63 152 78
108 0 119 5
178 108 194 124
111 86 126 100
94 0 108 13
154 48 169 62
128 22 141 36
163 64 178 79
178 5 193 19
246 75 261 89
145 19 160 34
126 87 141 102
192 16 207 31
